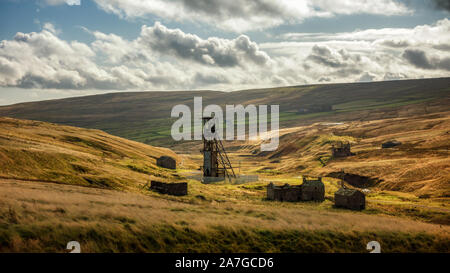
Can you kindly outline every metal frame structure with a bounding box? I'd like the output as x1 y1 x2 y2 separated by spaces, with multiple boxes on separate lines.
201 116 236 181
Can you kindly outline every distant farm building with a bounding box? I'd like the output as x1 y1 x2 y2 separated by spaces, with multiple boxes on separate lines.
381 140 402 149
156 156 176 169
331 142 354 157
150 181 187 196
334 188 365 210
266 177 325 202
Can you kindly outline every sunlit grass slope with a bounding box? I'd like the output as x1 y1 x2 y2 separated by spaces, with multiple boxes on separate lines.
0 117 187 191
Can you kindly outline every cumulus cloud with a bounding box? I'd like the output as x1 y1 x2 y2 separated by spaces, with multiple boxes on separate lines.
307 45 351 68
380 40 411 48
194 72 231 85
383 72 408 81
0 22 274 91
43 0 81 6
138 22 270 67
402 49 450 71
1 20 449 92
304 45 374 81
282 18 450 49
265 18 450 82
92 0 409 32
358 72 377 82
431 0 450 12
0 27 140 89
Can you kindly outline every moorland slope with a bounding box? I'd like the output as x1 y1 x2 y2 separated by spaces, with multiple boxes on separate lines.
0 117 185 191
0 78 449 146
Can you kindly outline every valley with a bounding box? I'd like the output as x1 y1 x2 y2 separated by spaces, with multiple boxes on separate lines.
0 78 449 252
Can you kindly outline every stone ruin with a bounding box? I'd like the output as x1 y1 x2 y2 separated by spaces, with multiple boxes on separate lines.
150 181 187 196
331 142 354 158
267 183 302 202
267 177 325 202
156 156 176 169
301 177 325 202
334 187 365 210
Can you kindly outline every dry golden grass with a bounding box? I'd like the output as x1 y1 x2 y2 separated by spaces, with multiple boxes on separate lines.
0 117 192 191
216 110 450 198
1 179 449 252
0 115 448 252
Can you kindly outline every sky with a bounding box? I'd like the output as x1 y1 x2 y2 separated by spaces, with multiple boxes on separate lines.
0 0 449 105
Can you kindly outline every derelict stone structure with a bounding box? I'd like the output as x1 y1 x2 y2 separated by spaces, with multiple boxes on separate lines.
267 177 325 202
156 156 176 169
301 177 325 201
150 181 187 196
334 188 365 210
267 183 302 202
331 142 354 158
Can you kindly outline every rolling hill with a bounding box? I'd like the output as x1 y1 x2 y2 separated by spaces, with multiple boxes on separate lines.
0 82 449 253
0 78 449 146
0 117 186 191
0 117 448 252
230 106 450 198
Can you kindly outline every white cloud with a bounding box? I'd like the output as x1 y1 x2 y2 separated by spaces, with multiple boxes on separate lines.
42 22 61 35
0 27 109 89
0 20 449 93
137 22 271 67
282 18 450 48
262 19 450 82
92 0 410 32
43 0 81 6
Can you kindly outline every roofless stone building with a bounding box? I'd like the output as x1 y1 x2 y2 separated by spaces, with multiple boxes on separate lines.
266 177 325 202
301 177 325 202
334 188 365 210
267 183 302 202
150 181 187 196
331 142 354 158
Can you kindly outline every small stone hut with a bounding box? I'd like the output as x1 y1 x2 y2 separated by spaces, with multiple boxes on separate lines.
381 140 402 149
301 177 325 202
150 181 187 196
156 156 176 169
332 143 354 157
334 188 365 210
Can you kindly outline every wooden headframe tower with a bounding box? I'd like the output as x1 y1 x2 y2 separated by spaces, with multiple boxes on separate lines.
201 117 236 181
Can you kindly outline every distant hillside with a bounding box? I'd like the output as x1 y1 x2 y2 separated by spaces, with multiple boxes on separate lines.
234 105 450 198
0 78 449 146
0 117 185 191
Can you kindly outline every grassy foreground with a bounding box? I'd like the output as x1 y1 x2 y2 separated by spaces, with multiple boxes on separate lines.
3 223 447 253
1 179 448 253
